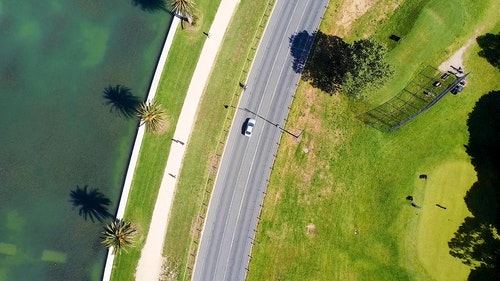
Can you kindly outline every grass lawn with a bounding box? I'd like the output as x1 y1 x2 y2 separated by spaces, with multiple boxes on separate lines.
416 161 476 280
246 0 500 280
162 0 275 279
109 0 221 280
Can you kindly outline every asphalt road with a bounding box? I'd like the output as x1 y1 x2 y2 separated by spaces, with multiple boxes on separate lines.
193 1 329 280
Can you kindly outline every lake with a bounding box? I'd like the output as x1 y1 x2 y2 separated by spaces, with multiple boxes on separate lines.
0 1 172 280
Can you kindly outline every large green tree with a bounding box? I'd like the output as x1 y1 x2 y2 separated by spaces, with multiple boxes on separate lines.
342 39 394 99
300 34 393 98
101 219 137 254
136 99 168 134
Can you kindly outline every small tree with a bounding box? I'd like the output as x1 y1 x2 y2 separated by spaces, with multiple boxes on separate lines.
169 0 195 25
101 219 136 254
342 39 394 99
136 99 168 134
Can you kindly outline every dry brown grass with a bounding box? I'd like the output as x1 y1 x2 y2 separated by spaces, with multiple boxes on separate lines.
189 213 204 238
337 0 377 33
322 0 402 37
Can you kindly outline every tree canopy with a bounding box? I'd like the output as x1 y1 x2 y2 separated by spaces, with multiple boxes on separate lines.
169 0 195 25
136 99 168 134
342 39 394 99
298 32 393 99
101 219 137 254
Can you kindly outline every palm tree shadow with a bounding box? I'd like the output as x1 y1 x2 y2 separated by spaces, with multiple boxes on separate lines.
131 0 169 13
103 85 141 118
70 185 112 223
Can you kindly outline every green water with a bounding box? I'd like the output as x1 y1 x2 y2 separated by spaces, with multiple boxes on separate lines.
0 1 172 280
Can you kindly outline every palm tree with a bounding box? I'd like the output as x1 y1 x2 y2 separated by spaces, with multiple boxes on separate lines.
101 219 136 254
136 99 168 134
169 0 195 25
103 85 141 118
70 185 111 222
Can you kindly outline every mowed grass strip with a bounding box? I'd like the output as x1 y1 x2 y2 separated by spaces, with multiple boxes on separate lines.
110 1 221 280
247 0 499 281
162 0 274 279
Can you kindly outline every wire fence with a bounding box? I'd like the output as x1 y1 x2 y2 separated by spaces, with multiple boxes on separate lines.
358 65 468 132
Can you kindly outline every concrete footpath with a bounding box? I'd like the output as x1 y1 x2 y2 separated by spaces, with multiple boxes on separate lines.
134 0 241 280
101 15 180 281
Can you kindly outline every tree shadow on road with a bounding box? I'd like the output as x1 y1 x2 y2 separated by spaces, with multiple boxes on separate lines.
289 30 317 74
291 31 350 94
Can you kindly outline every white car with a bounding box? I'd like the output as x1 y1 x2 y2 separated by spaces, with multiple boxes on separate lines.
244 118 256 137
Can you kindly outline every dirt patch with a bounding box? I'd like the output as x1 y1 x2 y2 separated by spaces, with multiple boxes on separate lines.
306 223 316 237
325 0 402 37
273 190 282 205
160 257 179 281
438 36 477 73
279 83 344 196
303 140 315 155
208 153 221 175
318 187 332 198
297 86 322 135
438 28 487 73
189 213 205 237
336 0 377 35
373 2 402 26
184 13 201 31
337 0 377 26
